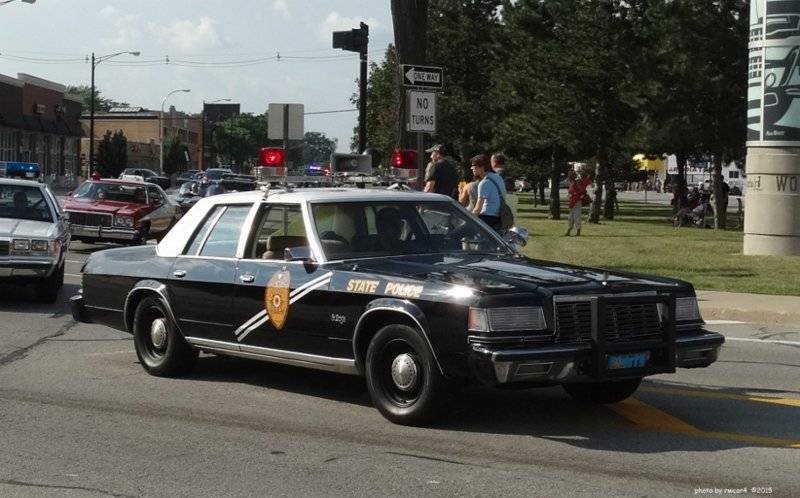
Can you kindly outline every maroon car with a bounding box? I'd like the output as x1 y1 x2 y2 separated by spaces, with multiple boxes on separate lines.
63 179 179 245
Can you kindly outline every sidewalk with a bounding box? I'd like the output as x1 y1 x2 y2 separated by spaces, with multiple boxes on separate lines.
697 290 800 325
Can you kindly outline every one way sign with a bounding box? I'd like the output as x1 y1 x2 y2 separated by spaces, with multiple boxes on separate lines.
402 64 443 90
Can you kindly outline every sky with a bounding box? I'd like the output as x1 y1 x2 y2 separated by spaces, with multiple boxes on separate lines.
1 0 395 151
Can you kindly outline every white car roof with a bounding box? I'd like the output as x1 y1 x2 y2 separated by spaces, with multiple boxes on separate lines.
0 178 46 189
201 187 451 206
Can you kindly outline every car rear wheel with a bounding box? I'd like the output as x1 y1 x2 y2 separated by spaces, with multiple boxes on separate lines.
365 324 446 426
562 377 642 404
133 296 197 377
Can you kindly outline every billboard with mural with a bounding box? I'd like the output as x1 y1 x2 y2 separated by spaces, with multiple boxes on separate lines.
748 0 800 145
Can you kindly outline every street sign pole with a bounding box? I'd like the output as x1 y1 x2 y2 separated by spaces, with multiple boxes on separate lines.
402 64 442 191
416 132 424 190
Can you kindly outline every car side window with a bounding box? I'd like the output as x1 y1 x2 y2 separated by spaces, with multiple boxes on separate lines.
184 205 250 257
248 204 306 260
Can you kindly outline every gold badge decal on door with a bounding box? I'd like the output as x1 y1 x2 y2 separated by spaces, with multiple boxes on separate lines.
265 269 290 330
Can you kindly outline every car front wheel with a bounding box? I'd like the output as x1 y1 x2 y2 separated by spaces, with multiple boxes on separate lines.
562 377 642 404
133 296 197 377
35 262 64 303
365 324 447 426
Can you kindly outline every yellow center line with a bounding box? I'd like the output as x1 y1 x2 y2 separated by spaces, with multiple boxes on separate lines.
609 398 800 448
640 385 800 408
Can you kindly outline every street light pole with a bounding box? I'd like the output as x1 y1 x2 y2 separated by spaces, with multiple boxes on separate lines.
88 50 139 176
201 98 231 170
159 89 191 174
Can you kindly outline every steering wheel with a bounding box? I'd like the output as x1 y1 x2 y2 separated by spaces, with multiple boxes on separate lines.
319 230 348 245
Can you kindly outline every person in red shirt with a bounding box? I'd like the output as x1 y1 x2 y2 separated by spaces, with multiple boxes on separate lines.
90 169 101 181
566 169 593 236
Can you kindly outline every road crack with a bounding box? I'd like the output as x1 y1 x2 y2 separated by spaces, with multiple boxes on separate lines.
0 319 79 367
0 478 135 498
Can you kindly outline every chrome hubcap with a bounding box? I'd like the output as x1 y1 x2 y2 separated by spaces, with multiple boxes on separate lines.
150 318 167 349
390 353 419 391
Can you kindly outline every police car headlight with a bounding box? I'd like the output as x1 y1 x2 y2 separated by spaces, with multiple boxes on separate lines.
30 239 50 252
675 297 702 322
114 215 134 228
12 239 30 252
469 306 547 332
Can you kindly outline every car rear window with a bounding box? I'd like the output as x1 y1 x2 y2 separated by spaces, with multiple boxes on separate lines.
185 205 251 258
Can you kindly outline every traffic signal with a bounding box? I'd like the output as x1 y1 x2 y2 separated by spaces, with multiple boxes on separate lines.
259 147 286 167
332 22 369 54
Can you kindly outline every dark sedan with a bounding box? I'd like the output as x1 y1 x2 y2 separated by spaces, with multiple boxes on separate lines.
72 189 724 425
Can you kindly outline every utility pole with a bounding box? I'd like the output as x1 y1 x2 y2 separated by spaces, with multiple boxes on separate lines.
88 51 139 175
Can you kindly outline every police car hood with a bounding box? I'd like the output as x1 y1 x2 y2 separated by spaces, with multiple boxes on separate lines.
345 253 688 295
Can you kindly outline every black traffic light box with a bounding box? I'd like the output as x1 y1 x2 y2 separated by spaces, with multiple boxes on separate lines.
332 22 369 54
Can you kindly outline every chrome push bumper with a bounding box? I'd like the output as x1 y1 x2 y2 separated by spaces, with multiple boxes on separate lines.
70 224 138 242
470 331 725 385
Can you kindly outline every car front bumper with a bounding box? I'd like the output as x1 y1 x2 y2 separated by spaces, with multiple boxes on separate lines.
0 257 57 279
70 294 92 323
70 224 138 242
469 330 725 385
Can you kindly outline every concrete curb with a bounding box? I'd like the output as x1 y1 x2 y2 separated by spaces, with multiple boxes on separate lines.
697 290 800 325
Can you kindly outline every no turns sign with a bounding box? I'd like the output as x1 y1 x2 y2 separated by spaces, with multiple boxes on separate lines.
407 91 436 133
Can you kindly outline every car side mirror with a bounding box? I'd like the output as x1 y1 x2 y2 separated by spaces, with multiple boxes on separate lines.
284 246 313 262
67 191 73 196
501 226 529 250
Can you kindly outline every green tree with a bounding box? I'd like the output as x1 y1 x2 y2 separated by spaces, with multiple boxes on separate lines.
162 134 186 175
351 44 401 160
302 131 338 164
213 113 270 169
65 85 129 112
427 0 504 162
95 130 127 177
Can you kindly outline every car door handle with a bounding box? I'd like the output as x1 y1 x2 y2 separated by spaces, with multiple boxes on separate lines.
239 274 255 283
173 270 187 278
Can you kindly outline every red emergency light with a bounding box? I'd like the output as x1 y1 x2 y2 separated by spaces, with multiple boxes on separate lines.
259 147 286 167
391 149 417 169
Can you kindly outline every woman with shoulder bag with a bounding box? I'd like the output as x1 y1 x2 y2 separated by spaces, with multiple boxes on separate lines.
566 169 593 236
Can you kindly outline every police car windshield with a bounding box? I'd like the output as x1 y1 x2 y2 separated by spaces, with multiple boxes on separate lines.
0 185 52 222
311 201 509 260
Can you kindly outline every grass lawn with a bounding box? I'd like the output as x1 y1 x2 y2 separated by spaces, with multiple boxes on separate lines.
509 193 800 296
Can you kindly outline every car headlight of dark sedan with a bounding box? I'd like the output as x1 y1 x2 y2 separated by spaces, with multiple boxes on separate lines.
675 296 702 322
468 306 548 332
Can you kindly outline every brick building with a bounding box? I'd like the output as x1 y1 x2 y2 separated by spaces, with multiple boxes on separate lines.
80 106 201 172
0 73 83 180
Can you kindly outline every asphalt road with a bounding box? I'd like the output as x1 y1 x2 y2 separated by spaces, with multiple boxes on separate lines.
0 243 797 497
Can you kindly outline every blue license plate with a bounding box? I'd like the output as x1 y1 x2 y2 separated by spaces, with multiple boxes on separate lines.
607 352 649 370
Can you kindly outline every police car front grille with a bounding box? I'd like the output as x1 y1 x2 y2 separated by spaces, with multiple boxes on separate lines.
68 211 112 227
0 240 8 256
555 300 662 343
